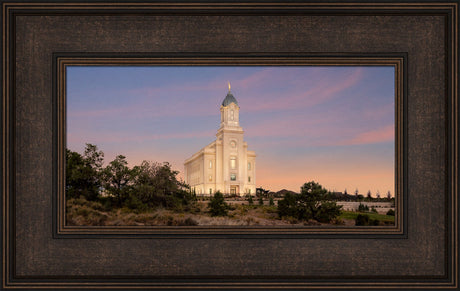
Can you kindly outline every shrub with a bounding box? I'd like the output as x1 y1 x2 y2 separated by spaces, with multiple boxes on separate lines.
208 191 229 216
371 207 378 213
315 201 343 223
370 218 380 226
76 207 90 217
355 214 370 225
284 216 299 224
258 197 264 205
269 197 275 206
331 217 345 225
355 214 380 226
277 192 299 218
386 209 395 216
182 217 198 226
248 195 254 205
278 181 342 223
358 203 369 212
99 197 114 212
125 195 149 213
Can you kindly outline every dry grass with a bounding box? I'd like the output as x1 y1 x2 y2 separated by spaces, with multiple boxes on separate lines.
66 198 366 227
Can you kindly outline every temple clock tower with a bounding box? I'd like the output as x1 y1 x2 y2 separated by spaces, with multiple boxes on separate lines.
184 83 256 196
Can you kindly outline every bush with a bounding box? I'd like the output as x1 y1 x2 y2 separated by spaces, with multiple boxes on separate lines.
248 195 254 205
278 181 342 223
125 195 149 213
269 197 275 206
331 217 345 225
182 217 198 226
97 197 114 211
258 197 264 205
370 218 380 226
277 192 299 218
358 203 369 212
371 207 378 213
208 191 229 216
315 201 343 223
355 214 370 226
284 216 299 224
386 209 395 216
355 214 380 226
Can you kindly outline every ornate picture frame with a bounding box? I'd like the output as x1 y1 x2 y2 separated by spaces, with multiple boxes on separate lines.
2 1 458 289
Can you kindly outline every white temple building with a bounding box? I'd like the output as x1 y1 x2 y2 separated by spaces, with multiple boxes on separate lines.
184 84 256 196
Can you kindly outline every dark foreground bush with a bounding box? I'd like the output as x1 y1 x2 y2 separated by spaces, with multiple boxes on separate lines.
278 181 342 223
355 214 369 225
355 214 380 226
386 209 395 216
208 191 229 216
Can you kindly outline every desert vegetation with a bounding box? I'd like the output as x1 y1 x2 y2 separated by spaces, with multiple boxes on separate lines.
66 143 395 226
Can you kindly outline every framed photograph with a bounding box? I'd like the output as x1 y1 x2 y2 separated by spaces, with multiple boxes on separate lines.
58 57 403 236
2 1 458 290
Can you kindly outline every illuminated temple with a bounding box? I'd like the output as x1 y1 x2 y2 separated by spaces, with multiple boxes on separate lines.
184 84 256 196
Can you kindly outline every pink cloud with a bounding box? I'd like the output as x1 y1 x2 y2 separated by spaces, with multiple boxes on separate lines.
241 68 364 113
67 130 215 144
68 79 227 120
338 124 394 145
68 107 125 118
237 68 279 89
362 102 394 120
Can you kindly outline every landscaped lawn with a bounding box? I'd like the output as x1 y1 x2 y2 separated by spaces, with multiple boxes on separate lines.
340 211 395 223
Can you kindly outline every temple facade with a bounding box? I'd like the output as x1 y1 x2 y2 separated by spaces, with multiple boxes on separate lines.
184 85 256 196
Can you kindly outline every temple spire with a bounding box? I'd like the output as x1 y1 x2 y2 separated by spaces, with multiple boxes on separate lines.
228 81 231 92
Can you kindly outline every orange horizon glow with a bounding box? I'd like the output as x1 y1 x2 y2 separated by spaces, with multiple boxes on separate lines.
67 66 395 197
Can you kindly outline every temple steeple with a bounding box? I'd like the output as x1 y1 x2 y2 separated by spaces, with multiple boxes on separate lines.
220 84 240 129
184 83 256 197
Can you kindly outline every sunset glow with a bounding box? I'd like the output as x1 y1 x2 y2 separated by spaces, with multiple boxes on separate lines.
67 66 395 196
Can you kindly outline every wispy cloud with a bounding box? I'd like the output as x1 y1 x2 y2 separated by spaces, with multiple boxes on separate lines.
241 67 364 112
338 124 394 145
68 129 215 144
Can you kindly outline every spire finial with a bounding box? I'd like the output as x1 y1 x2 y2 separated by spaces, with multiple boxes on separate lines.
228 81 231 92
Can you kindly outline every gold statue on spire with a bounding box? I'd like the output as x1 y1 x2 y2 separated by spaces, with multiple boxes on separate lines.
228 81 231 92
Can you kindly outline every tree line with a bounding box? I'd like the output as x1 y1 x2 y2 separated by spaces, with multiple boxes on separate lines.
67 143 347 224
66 143 195 211
208 181 343 223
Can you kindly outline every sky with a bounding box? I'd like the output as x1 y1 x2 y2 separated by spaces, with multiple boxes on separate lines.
67 66 395 196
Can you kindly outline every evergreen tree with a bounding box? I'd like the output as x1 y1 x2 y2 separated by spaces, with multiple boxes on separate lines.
66 144 104 201
278 181 342 223
208 191 229 216
258 196 264 205
102 155 133 207
248 194 254 205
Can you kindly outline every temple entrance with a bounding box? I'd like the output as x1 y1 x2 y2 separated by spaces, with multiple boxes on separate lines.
230 186 239 196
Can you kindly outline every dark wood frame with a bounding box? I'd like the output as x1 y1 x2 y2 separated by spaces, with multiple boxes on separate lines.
2 1 458 289
55 55 405 238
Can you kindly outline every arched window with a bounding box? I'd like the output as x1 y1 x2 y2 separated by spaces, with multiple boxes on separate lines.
248 162 251 170
230 110 234 120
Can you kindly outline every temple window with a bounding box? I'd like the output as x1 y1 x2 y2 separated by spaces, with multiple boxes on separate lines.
230 157 236 169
